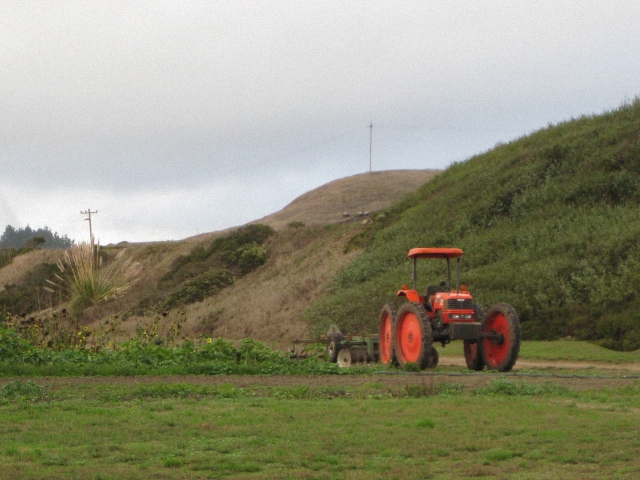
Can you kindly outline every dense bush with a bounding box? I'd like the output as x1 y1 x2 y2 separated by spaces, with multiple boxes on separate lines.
162 269 235 309
162 223 274 284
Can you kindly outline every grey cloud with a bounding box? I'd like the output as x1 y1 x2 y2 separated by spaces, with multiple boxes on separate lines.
1 1 639 241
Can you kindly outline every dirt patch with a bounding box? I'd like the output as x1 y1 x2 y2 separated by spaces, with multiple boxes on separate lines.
439 355 640 373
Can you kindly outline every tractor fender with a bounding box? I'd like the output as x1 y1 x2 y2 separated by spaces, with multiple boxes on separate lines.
396 289 424 304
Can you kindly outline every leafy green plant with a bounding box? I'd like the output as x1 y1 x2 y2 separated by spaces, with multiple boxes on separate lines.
0 319 351 376
4 309 91 351
1 380 45 400
235 243 268 272
0 326 33 361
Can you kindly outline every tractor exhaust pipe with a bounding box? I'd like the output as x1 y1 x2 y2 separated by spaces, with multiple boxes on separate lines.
413 257 417 291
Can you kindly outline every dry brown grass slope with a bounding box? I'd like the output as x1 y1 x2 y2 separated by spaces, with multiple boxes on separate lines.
0 249 63 293
179 223 363 347
2 169 440 346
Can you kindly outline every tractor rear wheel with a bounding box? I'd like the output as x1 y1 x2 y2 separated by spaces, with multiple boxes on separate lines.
481 303 521 372
463 340 484 371
393 303 433 369
378 303 397 366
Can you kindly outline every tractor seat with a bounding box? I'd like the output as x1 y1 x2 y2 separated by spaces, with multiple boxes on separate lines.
424 284 449 311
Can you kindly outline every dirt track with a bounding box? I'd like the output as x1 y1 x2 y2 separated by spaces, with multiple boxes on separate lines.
438 355 640 373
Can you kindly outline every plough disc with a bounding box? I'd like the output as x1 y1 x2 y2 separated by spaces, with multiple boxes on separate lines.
337 348 352 367
337 347 372 367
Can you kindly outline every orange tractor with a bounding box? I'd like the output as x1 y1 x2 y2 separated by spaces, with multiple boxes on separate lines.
378 248 520 372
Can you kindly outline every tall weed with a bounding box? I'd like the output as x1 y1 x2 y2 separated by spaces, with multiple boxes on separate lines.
47 242 140 312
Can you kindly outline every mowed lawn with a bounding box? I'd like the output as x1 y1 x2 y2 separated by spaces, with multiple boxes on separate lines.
0 379 639 479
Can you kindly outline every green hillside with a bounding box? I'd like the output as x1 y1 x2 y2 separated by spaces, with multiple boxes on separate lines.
305 100 640 350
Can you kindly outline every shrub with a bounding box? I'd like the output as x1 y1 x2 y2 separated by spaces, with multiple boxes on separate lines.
47 242 140 313
0 327 33 361
236 243 268 273
162 269 235 309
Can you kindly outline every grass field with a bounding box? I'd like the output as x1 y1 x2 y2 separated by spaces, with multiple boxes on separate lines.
0 377 639 479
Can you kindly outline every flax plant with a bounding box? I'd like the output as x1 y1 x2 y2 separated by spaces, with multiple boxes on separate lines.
46 242 141 312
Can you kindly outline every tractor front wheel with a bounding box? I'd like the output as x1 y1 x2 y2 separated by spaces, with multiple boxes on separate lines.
481 303 521 372
426 346 439 368
393 303 433 369
378 303 397 366
463 340 484 371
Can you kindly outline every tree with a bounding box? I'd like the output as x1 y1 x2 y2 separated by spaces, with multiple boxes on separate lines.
0 225 73 249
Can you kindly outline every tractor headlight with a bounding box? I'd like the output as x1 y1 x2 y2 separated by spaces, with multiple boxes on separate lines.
450 314 473 320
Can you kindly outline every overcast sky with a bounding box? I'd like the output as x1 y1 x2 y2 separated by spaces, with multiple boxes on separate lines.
1 1 639 244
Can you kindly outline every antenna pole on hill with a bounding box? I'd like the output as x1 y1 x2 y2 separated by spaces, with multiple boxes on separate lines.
369 121 373 173
80 209 98 246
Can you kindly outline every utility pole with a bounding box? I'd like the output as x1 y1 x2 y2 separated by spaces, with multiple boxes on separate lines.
369 121 373 173
80 209 98 246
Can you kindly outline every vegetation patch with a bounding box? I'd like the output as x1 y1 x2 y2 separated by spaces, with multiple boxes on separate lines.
0 313 349 376
161 269 235 309
47 242 140 313
0 262 60 314
473 378 571 396
0 380 45 402
132 224 274 313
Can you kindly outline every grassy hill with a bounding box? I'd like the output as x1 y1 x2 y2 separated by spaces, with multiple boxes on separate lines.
257 169 439 229
305 100 640 350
